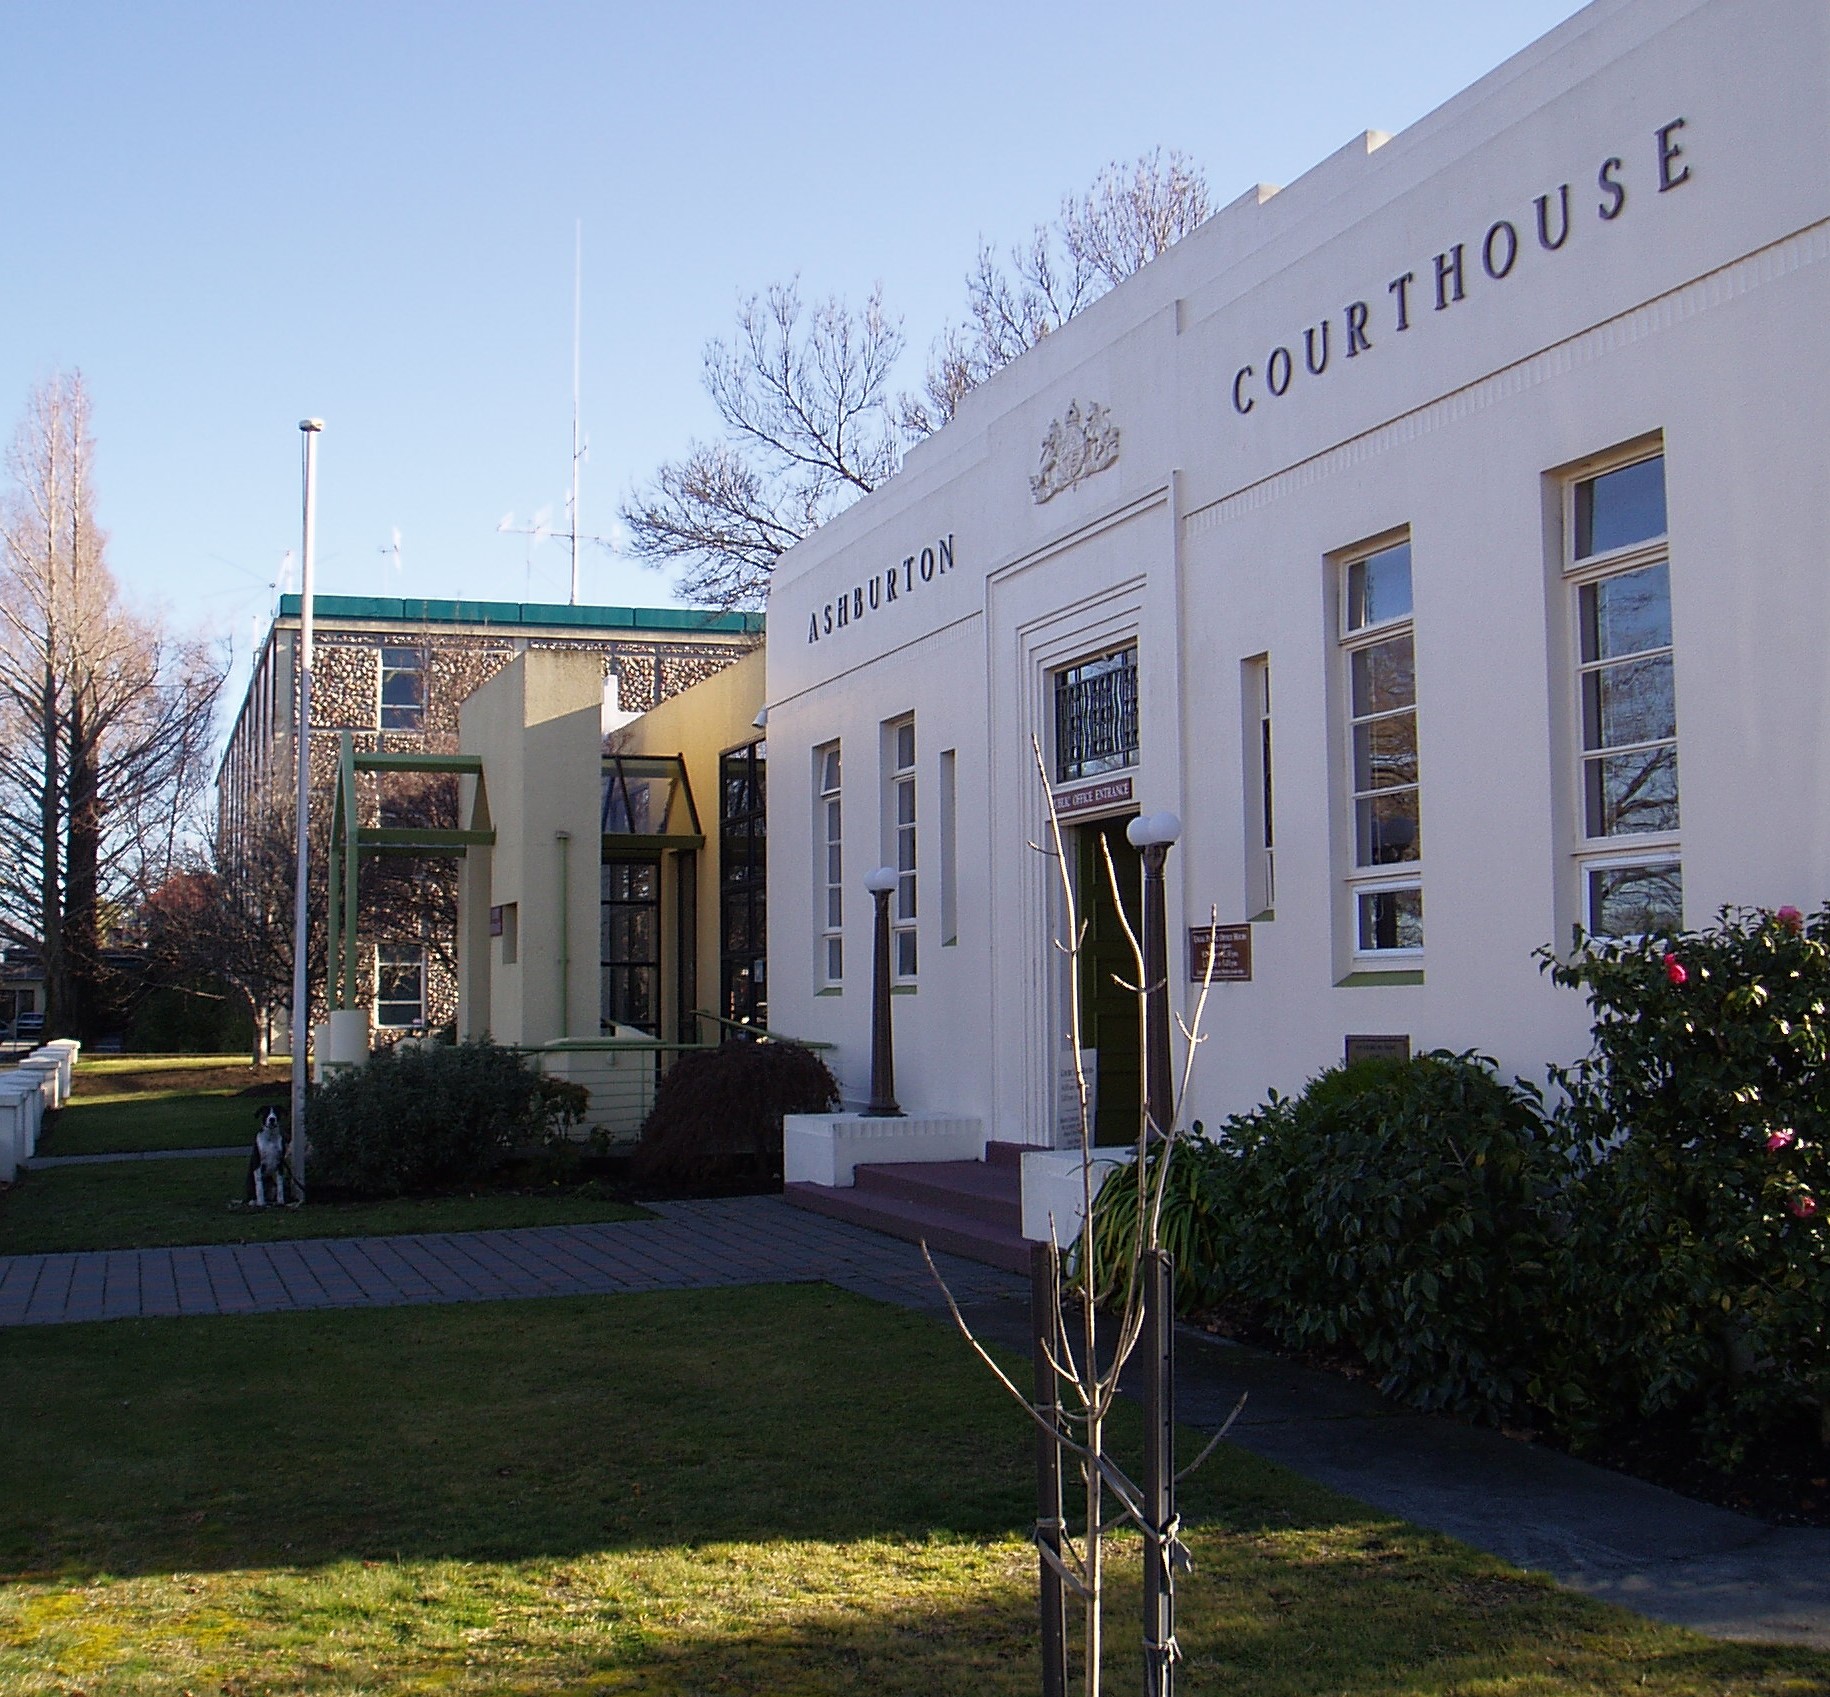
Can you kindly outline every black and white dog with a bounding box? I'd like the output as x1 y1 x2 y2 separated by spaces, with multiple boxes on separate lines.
246 1106 291 1207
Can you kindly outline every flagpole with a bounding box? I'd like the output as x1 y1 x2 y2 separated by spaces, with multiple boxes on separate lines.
290 418 324 1193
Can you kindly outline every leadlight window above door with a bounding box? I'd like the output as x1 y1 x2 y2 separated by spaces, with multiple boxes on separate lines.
1054 647 1138 784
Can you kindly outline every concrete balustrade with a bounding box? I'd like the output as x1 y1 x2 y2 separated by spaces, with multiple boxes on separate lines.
36 1040 79 1097
16 1055 63 1110
0 1073 45 1170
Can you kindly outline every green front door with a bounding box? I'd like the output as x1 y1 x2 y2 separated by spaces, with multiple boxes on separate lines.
1077 818 1143 1147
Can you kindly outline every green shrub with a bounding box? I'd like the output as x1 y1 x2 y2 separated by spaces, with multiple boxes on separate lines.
1541 906 1830 1461
634 1040 838 1190
1103 1051 1568 1423
125 980 254 1054
307 1038 584 1198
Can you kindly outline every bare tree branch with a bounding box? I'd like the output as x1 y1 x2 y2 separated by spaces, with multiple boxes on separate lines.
621 281 904 609
903 149 1211 434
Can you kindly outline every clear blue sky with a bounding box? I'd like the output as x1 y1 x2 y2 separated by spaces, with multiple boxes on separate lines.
0 0 1584 715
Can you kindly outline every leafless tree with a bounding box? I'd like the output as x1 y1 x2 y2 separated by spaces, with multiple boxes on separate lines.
145 767 458 1066
624 153 1210 610
0 373 223 1039
904 149 1213 433
924 742 1235 1695
620 282 905 609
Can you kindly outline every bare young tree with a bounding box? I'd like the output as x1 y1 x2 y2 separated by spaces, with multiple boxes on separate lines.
620 281 905 609
924 743 1234 1696
904 149 1213 433
0 373 224 1038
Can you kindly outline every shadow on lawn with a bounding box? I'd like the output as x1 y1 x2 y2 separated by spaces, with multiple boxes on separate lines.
3 1286 1828 1692
0 1286 1068 1578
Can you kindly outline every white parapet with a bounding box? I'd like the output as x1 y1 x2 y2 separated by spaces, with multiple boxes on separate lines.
1020 1146 1137 1246
0 1090 25 1181
36 1041 79 1097
15 1055 62 1110
784 1111 985 1187
0 1075 44 1156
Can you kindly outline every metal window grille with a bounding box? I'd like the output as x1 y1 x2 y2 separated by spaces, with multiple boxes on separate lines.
1054 648 1138 783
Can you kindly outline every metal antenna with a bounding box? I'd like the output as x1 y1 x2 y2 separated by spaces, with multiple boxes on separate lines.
498 219 607 605
571 217 582 605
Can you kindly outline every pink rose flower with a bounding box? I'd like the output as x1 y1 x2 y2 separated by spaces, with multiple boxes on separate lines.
1778 905 1804 932
1664 954 1688 986
1768 1128 1798 1153
1790 1194 1818 1220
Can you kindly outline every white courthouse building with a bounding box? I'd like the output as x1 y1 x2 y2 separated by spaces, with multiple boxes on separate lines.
767 0 1830 1165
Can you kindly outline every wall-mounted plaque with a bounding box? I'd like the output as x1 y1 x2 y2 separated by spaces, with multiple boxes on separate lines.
1054 774 1133 818
489 905 505 938
1188 923 1252 983
1345 1033 1411 1066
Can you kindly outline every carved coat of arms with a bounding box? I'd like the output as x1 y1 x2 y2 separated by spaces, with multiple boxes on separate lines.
1030 401 1120 504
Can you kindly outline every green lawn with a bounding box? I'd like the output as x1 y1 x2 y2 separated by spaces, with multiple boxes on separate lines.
43 1057 294 1155
5 1057 649 1251
42 1090 265 1155
0 1156 648 1255
0 1287 1821 1696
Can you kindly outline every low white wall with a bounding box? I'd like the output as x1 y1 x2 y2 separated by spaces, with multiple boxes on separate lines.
784 1112 985 1187
1019 1146 1135 1245
0 1075 45 1158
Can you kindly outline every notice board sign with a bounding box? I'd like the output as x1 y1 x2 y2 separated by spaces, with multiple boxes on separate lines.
489 905 505 938
1054 775 1133 818
1345 1033 1411 1066
1188 923 1252 983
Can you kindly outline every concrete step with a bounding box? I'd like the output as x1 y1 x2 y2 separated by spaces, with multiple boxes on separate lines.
984 1140 1036 1171
783 1178 1033 1274
853 1157 1021 1230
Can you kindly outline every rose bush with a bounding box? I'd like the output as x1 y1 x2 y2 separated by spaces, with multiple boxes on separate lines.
1541 904 1830 1463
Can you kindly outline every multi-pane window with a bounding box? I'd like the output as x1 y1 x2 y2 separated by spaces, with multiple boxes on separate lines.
720 741 767 1025
1242 657 1275 916
1054 647 1138 783
1342 539 1422 954
817 742 843 984
601 861 660 1033
380 646 427 732
1570 452 1681 936
375 942 426 1028
889 718 917 979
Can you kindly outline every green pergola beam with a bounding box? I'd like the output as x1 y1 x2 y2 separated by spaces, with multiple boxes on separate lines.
601 833 705 858
326 732 491 1013
353 752 485 774
360 827 497 850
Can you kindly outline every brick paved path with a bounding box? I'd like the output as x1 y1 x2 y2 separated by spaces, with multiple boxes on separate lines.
0 1195 1024 1328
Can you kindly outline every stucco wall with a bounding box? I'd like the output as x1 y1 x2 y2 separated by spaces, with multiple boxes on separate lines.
763 0 1830 1138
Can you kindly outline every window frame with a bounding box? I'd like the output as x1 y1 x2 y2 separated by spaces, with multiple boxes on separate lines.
379 645 428 733
1052 644 1139 786
718 738 767 1027
1338 535 1423 962
374 941 427 1029
816 741 843 987
886 716 917 983
1563 446 1681 938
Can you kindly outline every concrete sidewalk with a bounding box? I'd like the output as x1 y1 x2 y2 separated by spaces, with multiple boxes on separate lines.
0 1191 1824 1650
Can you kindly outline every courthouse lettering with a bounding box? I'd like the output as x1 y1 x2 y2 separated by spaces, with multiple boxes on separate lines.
806 535 955 644
1230 120 1693 417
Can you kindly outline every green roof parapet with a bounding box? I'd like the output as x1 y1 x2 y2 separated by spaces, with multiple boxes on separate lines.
276 593 762 635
